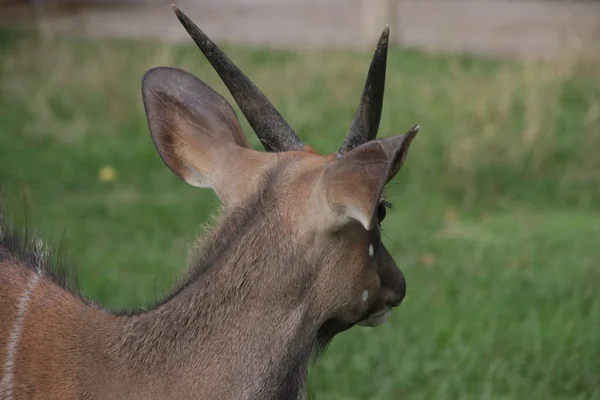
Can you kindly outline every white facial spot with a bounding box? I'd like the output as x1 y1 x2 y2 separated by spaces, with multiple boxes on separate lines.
362 290 369 302
368 244 374 258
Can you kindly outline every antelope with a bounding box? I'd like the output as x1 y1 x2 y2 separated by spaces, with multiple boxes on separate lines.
0 6 419 400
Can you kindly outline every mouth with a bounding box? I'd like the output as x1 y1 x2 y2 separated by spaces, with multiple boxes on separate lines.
357 307 392 327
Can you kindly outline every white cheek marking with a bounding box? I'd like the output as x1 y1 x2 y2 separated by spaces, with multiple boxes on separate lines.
362 290 369 302
368 244 374 258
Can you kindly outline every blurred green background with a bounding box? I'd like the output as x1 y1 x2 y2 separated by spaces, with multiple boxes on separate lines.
0 26 599 399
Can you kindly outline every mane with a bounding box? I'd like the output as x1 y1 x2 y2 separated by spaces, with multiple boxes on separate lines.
0 209 79 293
0 166 283 318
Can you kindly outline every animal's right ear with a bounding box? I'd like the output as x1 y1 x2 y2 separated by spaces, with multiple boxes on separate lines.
142 67 269 205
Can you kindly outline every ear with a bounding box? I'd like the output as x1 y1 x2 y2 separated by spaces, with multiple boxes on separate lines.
142 66 270 204
322 125 419 230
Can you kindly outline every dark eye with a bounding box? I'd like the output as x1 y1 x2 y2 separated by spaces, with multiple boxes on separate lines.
377 201 391 224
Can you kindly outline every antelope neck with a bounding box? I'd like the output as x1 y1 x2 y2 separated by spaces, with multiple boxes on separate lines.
112 265 318 399
111 175 321 398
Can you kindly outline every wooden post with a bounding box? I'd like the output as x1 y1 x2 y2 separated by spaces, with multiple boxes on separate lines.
360 0 395 48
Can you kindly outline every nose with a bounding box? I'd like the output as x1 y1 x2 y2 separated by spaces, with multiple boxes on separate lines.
387 271 406 307
379 244 406 307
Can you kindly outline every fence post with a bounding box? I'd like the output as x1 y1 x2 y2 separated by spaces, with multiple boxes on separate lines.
360 0 395 48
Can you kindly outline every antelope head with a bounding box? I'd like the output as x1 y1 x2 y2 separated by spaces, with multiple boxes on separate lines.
142 6 418 340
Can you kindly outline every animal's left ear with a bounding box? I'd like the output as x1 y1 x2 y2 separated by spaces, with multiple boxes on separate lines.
321 125 419 231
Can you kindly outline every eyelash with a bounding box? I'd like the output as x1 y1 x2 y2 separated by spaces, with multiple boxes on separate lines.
377 200 392 225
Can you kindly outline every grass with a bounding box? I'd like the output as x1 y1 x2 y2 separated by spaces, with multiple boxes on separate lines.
1 26 599 399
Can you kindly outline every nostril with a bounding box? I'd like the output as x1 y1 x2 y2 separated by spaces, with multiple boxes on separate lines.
389 277 406 307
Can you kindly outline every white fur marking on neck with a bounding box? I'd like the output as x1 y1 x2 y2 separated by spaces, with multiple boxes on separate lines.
362 290 369 302
0 273 40 399
33 239 48 276
368 244 374 258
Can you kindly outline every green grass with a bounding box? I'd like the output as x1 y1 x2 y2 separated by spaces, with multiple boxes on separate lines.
1 27 599 399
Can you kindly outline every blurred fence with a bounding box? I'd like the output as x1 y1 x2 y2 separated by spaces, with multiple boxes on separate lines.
1 0 600 59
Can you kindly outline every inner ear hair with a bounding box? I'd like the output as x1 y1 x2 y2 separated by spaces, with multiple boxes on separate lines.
141 66 272 204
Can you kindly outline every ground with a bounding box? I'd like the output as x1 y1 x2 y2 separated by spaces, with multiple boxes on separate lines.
0 27 599 399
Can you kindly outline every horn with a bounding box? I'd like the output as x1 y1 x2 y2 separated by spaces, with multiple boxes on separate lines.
172 6 304 153
337 26 390 157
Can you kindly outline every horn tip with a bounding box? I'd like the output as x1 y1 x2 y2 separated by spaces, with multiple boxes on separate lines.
172 4 185 20
378 25 390 47
408 124 420 136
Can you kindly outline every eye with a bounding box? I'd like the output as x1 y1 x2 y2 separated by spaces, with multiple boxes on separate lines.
376 200 391 224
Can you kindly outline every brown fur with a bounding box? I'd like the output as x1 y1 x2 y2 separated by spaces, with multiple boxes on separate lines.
12 280 114 399
0 138 414 399
0 11 420 398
